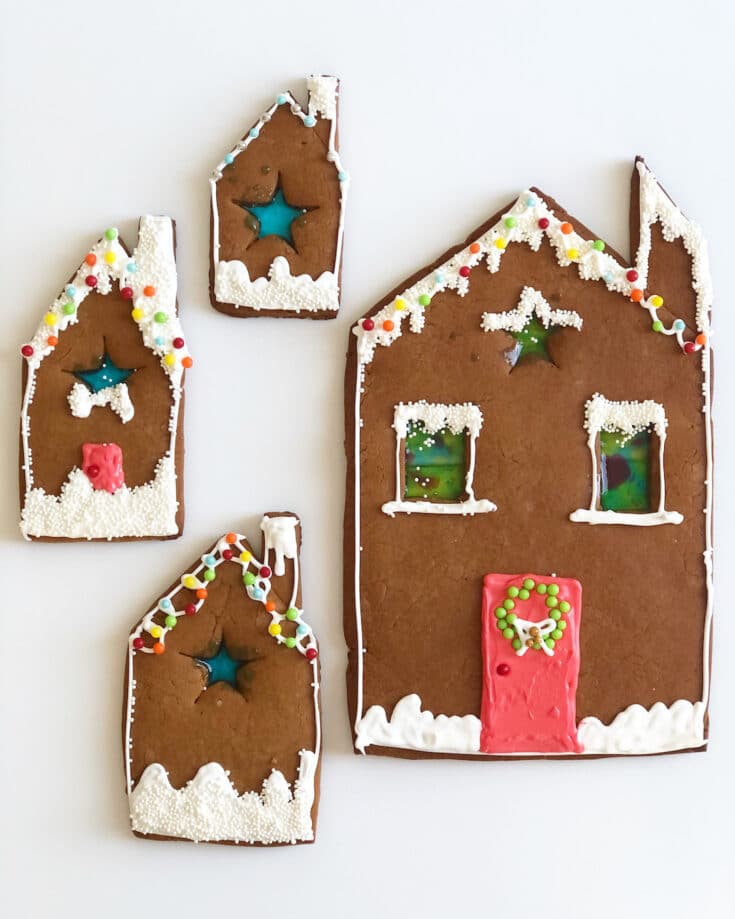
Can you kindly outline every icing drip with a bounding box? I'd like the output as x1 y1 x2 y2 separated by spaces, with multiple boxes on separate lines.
130 750 317 844
481 285 583 333
68 381 134 423
260 515 298 577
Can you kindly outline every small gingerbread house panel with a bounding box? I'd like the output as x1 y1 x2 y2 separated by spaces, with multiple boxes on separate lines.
124 514 320 846
209 75 348 318
345 159 712 760
19 216 191 540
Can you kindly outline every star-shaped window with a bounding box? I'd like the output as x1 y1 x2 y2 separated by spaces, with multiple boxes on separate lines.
235 183 314 249
192 641 256 694
72 350 136 394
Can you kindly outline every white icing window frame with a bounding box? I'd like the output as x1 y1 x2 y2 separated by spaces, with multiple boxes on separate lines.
570 393 683 526
382 401 496 517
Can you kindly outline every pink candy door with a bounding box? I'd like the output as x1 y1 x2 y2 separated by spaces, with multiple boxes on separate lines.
480 572 582 754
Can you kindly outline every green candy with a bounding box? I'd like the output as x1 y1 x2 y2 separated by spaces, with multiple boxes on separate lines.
503 628 515 639
497 619 508 631
518 588 530 600
285 637 297 649
105 227 118 240
243 572 256 586
418 294 431 307
286 607 299 621
494 607 506 619
511 638 522 650
536 583 547 595
545 638 556 649
551 629 563 640
550 609 561 621
547 584 559 596
559 600 571 613
593 239 605 251
506 613 517 624
165 615 177 628
503 598 515 610
507 586 519 598
523 578 535 590
546 596 558 608
203 569 216 582
154 311 168 323
63 302 76 315
558 620 567 630
652 319 664 332
532 641 541 650
504 216 516 228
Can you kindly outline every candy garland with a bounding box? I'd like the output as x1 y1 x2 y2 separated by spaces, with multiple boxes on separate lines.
353 175 708 366
19 217 193 383
128 532 318 662
492 578 571 657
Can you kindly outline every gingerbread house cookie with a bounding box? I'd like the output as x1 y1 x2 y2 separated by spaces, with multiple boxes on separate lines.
124 514 321 845
19 216 190 541
345 158 712 759
209 75 348 318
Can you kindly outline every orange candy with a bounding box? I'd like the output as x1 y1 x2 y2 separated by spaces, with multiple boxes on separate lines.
143 285 156 297
85 253 97 266
695 333 707 346
47 335 58 347
469 242 481 254
560 222 573 235
181 356 193 368
630 288 644 302
225 532 237 544
383 320 395 332
152 642 165 655
265 601 277 612
196 588 208 600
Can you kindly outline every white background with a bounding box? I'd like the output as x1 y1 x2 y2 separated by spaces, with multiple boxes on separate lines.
1 1 733 916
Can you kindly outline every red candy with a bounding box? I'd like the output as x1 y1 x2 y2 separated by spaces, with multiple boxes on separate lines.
86 464 100 479
85 275 98 288
185 603 197 616
626 269 638 282
132 637 145 650
260 566 271 578
362 318 374 331
537 218 550 229
683 341 698 354
305 648 318 662
222 549 233 560
173 337 185 349
120 286 133 299
459 266 470 278
21 344 34 357
496 663 511 676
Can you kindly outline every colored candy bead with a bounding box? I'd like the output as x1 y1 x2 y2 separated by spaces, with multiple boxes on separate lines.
305 648 318 661
559 600 571 613
546 596 558 608
223 532 237 544
552 629 563 640
558 620 567 630
547 584 559 596
497 619 508 631
260 566 271 578
121 286 133 299
224 154 234 166
105 228 118 241
265 601 276 613
304 115 316 127
143 285 156 297
20 345 34 358
626 269 638 282
251 588 264 600
496 663 511 676
65 286 76 298
545 638 556 650
418 294 431 307
297 625 308 636
173 336 185 348
494 607 506 619
459 266 470 278
538 218 550 229
104 251 116 264
268 623 282 636
85 253 97 266
434 272 444 284
518 589 530 600
567 248 579 260
159 598 171 610
683 341 698 354
511 638 522 650
44 313 57 326
523 578 535 590
47 336 58 347
506 613 517 624
182 357 193 368
673 319 685 331
536 583 547 594
394 298 406 311
502 627 515 639
277 93 288 104
63 302 76 315
507 586 519 598
150 626 162 638
196 588 208 599
165 615 177 628
133 637 145 650
560 222 573 235
469 242 481 254
185 604 196 616
593 240 605 251
650 294 664 308
285 637 297 649
695 334 707 346
203 569 216 582
494 238 507 250
383 320 395 331
164 353 176 367
131 308 144 321
127 261 137 273
550 609 561 621
183 575 197 589
249 127 259 138
154 312 167 323
85 275 97 287
630 289 644 302
652 320 664 332
153 642 165 655
362 318 374 331
203 554 216 566
503 598 515 610
243 572 256 586
338 171 348 181
504 216 516 229
239 549 251 561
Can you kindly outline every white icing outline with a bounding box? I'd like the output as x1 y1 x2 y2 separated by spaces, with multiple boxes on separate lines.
351 162 714 752
355 694 706 757
481 285 583 333
382 401 496 517
210 75 348 313
67 381 134 424
19 216 190 540
124 516 321 844
570 393 683 526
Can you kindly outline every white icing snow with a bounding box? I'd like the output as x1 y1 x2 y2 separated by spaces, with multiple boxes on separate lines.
67 381 134 423
214 257 339 313
392 401 483 438
306 75 338 120
481 285 583 333
583 392 668 439
355 695 482 754
260 514 299 577
129 750 317 844
578 700 705 755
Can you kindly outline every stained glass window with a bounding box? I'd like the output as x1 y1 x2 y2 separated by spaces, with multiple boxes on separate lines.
404 420 467 502
505 317 555 369
599 429 652 513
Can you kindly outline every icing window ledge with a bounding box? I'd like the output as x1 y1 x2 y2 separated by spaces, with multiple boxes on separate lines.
570 393 683 527
382 401 497 518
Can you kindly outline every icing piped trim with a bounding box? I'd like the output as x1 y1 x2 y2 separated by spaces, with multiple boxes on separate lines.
577 700 705 755
68 381 134 423
214 257 338 313
130 750 317 844
481 285 583 333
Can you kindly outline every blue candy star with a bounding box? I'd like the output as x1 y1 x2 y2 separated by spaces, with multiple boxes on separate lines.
73 351 135 393
194 642 246 690
237 184 312 247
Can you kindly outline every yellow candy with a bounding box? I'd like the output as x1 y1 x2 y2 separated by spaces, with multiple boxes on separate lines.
495 238 507 250
150 626 162 638
131 308 144 321
650 295 664 308
240 551 252 563
104 251 116 264
182 575 198 589
268 623 282 636
394 298 406 311
164 353 176 367
567 248 580 260
44 313 57 326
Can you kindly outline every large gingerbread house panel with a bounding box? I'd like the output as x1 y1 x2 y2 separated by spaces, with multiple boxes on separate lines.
345 159 712 759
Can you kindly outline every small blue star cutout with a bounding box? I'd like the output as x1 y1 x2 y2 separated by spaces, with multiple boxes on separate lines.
237 184 309 246
194 642 245 690
73 352 135 394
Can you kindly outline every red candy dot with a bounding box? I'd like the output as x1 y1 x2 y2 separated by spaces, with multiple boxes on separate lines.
21 344 34 357
85 253 97 267
222 549 233 560
185 603 197 616
459 266 471 278
626 269 639 282
538 218 550 229
362 318 374 331
305 648 318 662
120 286 133 299
683 341 698 354
132 637 145 650
496 663 511 676
85 275 98 288
260 566 272 578
86 464 100 479
172 337 185 349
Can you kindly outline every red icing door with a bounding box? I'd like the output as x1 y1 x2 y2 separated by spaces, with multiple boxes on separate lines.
480 572 582 754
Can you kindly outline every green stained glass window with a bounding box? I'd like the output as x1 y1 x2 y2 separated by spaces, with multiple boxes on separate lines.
599 429 652 512
404 421 467 501
506 317 555 368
